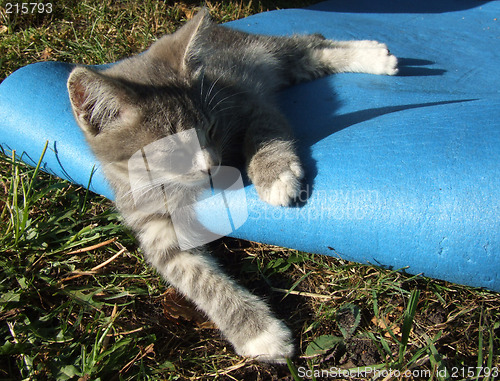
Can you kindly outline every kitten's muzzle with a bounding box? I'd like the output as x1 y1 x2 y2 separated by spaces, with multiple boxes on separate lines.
194 147 220 175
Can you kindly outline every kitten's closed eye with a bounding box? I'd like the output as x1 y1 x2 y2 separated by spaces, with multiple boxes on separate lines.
206 121 217 140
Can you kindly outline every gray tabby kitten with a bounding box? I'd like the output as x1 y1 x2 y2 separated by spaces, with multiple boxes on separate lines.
67 9 397 363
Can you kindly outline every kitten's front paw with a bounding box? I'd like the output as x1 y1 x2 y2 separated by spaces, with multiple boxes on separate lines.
257 161 304 207
236 320 294 363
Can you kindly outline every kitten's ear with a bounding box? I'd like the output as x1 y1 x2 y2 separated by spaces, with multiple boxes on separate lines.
147 8 210 72
67 66 139 136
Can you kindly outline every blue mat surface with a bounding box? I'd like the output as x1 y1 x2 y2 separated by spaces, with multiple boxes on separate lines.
1 0 499 291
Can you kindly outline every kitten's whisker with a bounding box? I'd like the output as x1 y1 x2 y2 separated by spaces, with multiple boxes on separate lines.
216 105 241 113
207 84 233 109
210 91 248 113
125 175 175 196
204 70 226 107
204 65 238 107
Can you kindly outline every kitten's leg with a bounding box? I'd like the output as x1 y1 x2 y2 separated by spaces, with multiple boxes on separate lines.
244 104 304 207
273 35 398 84
135 216 294 363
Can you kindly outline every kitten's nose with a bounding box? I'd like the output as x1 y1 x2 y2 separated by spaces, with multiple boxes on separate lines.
194 147 218 174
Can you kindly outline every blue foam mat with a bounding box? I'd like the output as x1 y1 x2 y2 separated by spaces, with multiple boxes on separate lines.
1 0 499 290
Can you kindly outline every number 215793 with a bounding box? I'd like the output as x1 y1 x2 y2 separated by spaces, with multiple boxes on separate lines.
5 3 53 14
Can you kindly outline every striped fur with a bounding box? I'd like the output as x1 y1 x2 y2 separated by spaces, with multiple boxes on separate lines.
67 9 397 362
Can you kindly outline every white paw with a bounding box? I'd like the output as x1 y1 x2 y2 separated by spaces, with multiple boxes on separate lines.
236 320 294 363
356 47 399 75
258 162 304 206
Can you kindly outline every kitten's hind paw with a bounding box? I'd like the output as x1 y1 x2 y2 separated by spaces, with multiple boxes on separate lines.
320 41 398 76
354 42 399 75
258 161 304 207
236 320 295 364
365 46 399 75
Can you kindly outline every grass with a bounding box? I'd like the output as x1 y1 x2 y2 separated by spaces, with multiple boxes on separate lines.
1 1 499 380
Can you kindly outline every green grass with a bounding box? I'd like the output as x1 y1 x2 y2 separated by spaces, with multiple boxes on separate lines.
1 1 500 380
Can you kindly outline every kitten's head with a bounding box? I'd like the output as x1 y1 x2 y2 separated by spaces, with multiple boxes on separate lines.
67 9 221 190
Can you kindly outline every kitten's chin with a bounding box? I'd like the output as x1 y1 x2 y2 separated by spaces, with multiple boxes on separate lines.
177 171 214 188
181 179 210 188
180 165 221 187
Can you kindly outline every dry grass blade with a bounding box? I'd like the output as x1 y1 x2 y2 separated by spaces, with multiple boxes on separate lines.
100 303 118 353
90 248 125 272
271 286 336 300
119 343 155 374
106 327 145 337
59 247 125 282
207 359 248 378
66 237 118 254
